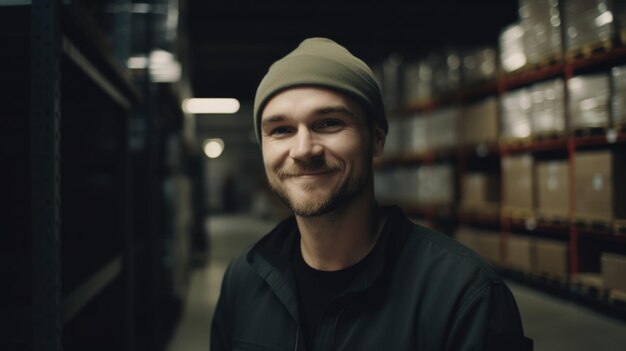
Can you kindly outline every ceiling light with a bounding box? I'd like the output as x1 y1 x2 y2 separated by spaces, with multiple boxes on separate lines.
182 98 240 114
203 138 224 159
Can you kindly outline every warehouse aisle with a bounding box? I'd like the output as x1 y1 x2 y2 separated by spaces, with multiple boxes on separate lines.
166 214 626 351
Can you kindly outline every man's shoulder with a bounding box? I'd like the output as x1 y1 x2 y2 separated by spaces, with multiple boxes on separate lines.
395 217 502 284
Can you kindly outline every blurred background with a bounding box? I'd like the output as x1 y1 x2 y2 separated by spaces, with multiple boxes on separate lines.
2 0 626 350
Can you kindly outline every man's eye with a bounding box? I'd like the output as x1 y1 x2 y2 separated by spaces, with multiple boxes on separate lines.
318 119 343 129
270 126 291 135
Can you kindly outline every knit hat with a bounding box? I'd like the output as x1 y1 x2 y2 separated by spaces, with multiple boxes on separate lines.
253 37 387 142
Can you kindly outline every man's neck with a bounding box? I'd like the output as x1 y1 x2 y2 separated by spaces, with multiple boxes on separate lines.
295 190 383 271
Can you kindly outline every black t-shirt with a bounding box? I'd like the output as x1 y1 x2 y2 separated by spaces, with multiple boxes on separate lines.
292 241 371 348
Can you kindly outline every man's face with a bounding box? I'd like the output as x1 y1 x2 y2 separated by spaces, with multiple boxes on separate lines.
260 86 384 217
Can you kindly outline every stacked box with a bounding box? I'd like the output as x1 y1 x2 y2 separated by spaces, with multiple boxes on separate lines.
427 107 459 150
460 97 498 146
530 78 566 136
612 65 626 126
568 74 611 129
430 49 462 97
574 150 626 221
403 59 432 106
564 0 615 51
520 0 563 64
601 253 626 292
462 46 497 86
405 114 429 154
502 154 534 210
460 173 500 209
536 160 570 219
506 235 533 273
499 23 527 73
501 88 533 140
534 239 569 280
416 164 455 206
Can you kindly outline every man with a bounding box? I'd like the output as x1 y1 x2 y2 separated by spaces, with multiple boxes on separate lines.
211 38 532 351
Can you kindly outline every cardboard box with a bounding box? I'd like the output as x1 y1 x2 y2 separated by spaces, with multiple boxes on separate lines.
460 173 500 209
502 154 534 210
601 253 626 292
536 160 569 218
534 239 568 280
427 107 459 151
506 235 533 273
574 150 626 221
461 97 498 146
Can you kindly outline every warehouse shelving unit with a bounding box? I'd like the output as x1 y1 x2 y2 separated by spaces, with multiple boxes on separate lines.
378 39 626 320
1 1 198 350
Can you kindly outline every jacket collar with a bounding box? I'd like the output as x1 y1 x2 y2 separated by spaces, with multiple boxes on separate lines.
246 206 411 319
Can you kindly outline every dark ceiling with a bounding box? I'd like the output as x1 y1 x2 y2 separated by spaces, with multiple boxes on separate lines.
185 0 519 102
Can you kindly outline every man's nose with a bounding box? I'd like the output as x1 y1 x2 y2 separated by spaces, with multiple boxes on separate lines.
289 127 323 160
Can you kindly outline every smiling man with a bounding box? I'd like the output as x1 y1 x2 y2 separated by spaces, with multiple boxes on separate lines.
210 38 533 351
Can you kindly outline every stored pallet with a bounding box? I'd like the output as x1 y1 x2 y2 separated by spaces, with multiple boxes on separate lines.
536 213 570 227
526 52 564 71
499 137 533 149
533 130 565 142
608 289 626 306
566 39 613 61
502 206 534 221
571 126 609 138
614 220 626 235
573 216 613 232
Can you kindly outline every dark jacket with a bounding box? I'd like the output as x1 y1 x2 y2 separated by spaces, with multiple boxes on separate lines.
211 206 532 351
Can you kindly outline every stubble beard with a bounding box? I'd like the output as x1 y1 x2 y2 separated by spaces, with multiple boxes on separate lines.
267 157 372 218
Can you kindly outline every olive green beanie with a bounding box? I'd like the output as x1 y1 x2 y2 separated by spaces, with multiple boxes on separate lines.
253 37 387 142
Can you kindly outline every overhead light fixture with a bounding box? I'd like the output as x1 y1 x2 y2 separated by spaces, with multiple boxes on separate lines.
203 138 225 159
182 98 240 114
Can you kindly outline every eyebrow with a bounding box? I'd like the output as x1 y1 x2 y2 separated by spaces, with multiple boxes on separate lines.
261 105 358 127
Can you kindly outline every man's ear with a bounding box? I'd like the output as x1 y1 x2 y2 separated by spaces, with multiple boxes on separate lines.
372 126 386 158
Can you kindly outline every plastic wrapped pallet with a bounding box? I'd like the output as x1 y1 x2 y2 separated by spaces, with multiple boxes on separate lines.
499 23 527 73
530 78 566 136
535 160 570 219
568 73 611 129
502 154 534 211
519 0 563 65
501 88 533 141
462 46 497 87
427 107 459 151
404 114 429 154
574 149 626 222
375 55 403 111
416 164 455 206
460 97 498 146
564 0 615 52
430 49 462 97
612 65 626 126
403 59 432 106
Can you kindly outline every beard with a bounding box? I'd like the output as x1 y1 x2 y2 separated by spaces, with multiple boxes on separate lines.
267 156 372 217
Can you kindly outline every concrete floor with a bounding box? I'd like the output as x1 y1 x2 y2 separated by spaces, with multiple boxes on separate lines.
166 213 626 351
